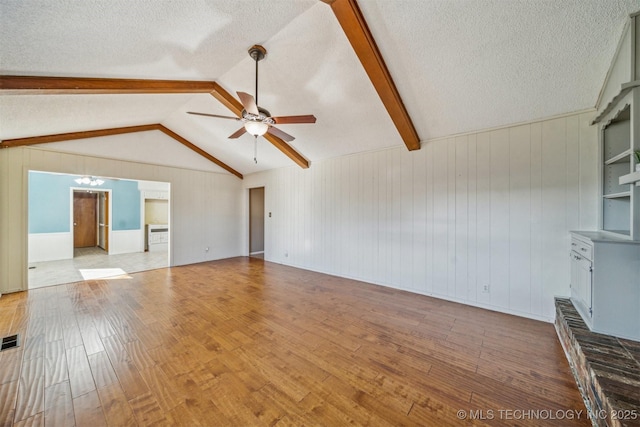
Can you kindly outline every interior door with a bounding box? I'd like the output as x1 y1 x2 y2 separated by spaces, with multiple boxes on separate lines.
98 191 109 252
74 192 98 248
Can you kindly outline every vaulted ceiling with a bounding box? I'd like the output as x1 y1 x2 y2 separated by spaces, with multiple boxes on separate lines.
1 0 638 178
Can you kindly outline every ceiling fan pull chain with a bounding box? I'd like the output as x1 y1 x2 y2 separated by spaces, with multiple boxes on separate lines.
254 135 258 164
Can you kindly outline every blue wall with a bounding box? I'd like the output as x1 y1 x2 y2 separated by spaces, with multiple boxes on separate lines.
28 171 141 233
29 172 70 233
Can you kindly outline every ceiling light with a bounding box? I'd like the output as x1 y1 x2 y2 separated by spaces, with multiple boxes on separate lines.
244 121 269 136
75 176 104 186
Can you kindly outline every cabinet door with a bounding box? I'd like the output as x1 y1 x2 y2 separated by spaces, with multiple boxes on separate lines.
576 256 593 316
570 253 593 317
570 253 580 300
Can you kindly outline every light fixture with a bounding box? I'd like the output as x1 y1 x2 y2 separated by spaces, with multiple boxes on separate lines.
75 176 104 186
244 121 269 137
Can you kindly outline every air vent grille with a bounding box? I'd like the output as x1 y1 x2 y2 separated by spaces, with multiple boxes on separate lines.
1 334 19 351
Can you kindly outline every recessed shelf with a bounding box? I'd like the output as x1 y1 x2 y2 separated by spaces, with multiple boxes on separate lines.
604 149 631 165
603 191 631 199
619 170 640 185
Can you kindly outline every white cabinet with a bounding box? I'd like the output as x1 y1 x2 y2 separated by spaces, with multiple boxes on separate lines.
570 238 592 319
570 231 640 341
146 224 169 252
600 102 638 238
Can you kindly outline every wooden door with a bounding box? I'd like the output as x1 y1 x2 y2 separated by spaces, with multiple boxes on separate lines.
74 192 97 248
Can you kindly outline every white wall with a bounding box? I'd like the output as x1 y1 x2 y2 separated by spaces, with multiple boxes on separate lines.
28 232 73 262
0 146 244 294
244 111 598 321
109 230 143 255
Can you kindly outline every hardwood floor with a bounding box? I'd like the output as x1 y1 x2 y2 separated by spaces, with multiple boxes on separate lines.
0 257 589 426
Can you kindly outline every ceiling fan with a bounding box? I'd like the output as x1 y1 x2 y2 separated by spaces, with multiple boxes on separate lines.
188 45 316 149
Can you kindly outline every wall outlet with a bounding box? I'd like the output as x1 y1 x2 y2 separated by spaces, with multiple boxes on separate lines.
284 251 288 257
205 247 209 252
482 284 490 293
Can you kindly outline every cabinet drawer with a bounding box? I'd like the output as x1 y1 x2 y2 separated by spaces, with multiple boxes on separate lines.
571 239 593 261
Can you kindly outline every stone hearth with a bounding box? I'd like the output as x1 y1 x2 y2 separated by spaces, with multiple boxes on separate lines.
555 298 640 427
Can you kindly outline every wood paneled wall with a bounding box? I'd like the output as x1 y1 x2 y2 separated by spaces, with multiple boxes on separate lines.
0 147 243 294
244 111 598 321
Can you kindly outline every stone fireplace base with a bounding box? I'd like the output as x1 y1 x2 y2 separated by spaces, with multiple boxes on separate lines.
554 298 640 427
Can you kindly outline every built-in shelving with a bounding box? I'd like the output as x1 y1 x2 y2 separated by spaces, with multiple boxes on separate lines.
604 149 631 165
603 191 631 199
599 102 636 238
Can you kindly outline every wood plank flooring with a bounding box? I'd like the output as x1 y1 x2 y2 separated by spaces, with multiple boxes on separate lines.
0 257 589 426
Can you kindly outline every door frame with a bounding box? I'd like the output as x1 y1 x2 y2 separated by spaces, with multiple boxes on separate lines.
98 191 110 252
70 187 112 255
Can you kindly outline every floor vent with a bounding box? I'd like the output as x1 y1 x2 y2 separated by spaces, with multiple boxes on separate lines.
1 334 19 351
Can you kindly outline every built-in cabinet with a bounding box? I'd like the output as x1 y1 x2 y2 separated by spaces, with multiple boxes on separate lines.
569 237 592 318
602 105 635 236
570 12 640 341
594 11 640 241
146 224 169 252
600 99 639 239
570 232 640 341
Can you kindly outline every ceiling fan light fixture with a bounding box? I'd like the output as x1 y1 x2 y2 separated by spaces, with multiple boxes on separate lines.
244 121 269 137
75 176 104 186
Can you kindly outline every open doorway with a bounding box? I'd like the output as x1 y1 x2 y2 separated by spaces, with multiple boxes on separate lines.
27 171 170 289
249 187 265 258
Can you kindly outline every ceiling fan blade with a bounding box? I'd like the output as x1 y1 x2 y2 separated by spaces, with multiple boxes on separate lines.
187 111 240 120
236 92 259 116
228 127 247 139
267 125 295 142
272 115 317 125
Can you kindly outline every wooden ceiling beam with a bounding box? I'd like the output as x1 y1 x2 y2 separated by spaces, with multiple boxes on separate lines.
0 76 310 169
0 75 219 94
323 0 421 151
156 125 243 179
209 84 310 169
0 124 158 147
0 124 243 179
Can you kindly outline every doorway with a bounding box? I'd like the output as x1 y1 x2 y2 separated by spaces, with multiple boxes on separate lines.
249 187 265 258
28 171 170 289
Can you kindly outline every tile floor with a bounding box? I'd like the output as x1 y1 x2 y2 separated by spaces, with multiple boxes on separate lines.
28 246 169 289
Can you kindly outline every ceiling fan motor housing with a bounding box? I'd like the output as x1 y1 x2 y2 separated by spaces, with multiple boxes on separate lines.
242 106 274 124
248 45 266 62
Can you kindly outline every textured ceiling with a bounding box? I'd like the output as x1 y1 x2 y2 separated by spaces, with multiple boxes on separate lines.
1 0 638 177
